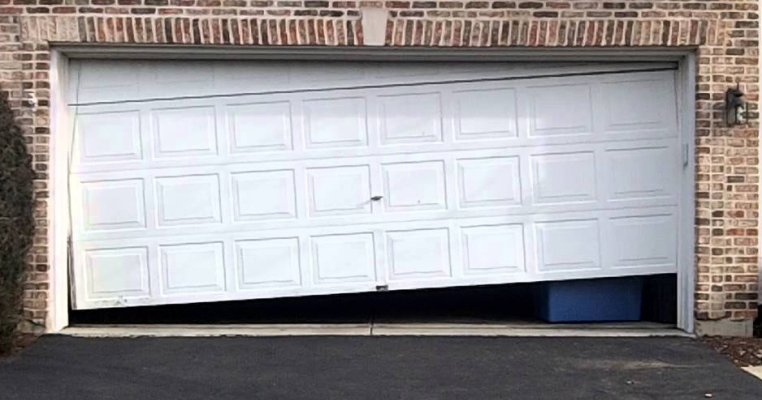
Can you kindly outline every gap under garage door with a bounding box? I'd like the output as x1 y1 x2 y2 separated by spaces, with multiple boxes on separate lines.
67 60 683 310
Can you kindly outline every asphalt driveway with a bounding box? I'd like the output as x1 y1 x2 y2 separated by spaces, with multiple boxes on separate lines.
1 336 760 399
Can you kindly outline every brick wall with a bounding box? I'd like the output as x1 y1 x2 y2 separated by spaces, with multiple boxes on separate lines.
0 0 758 333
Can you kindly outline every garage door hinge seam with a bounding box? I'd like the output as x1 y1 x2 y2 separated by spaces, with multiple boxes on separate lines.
68 67 677 107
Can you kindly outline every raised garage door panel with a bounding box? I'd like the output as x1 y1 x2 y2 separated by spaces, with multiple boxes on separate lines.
68 61 681 309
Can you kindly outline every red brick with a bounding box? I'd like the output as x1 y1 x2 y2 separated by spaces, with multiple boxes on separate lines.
518 1 542 9
491 1 514 8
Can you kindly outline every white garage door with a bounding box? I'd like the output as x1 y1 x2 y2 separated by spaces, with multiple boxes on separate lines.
67 60 683 310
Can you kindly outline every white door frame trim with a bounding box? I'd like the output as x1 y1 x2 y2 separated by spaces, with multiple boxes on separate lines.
47 47 697 333
48 50 72 332
675 53 696 334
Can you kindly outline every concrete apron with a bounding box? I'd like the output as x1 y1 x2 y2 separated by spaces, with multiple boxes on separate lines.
58 322 691 338
742 366 762 381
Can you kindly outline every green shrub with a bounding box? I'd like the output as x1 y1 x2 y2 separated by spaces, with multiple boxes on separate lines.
0 91 35 355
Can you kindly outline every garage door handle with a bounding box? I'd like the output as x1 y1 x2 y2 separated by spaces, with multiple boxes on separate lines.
370 195 384 201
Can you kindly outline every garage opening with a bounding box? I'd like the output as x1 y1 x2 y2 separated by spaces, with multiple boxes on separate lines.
70 275 677 326
64 59 687 330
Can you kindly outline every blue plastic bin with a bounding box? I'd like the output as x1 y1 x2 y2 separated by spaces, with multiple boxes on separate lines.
535 277 643 323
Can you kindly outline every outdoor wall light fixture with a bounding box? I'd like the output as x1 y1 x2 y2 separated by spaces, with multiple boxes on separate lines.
725 84 747 126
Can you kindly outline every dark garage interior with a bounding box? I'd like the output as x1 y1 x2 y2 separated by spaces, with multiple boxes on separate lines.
70 274 678 326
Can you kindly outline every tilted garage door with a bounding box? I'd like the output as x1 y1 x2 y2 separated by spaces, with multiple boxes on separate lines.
67 60 683 309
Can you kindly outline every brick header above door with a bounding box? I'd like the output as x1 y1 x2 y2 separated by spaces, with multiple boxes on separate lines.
19 14 718 47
